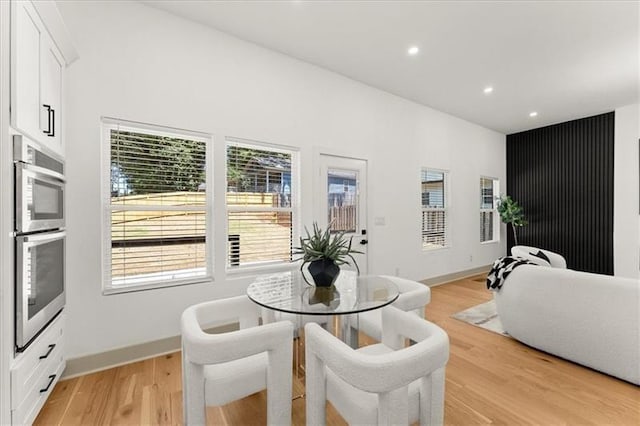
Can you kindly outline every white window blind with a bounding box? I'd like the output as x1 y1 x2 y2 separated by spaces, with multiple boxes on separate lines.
480 177 499 243
103 119 211 292
421 169 448 249
226 139 297 269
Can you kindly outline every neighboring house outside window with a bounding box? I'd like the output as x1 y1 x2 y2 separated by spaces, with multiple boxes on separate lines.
421 168 449 250
226 138 298 270
102 119 211 293
480 177 500 243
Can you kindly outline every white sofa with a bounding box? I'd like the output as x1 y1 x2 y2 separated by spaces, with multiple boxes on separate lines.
494 264 640 385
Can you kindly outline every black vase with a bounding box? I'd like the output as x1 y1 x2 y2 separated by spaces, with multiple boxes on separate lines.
308 259 340 287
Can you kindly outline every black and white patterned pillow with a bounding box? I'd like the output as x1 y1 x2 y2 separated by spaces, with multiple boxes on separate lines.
527 250 551 267
531 250 550 263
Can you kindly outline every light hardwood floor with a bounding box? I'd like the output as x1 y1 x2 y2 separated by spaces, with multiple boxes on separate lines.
35 275 640 425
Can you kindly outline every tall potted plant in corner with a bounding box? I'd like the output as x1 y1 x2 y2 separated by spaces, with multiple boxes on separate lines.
496 195 528 246
293 222 362 287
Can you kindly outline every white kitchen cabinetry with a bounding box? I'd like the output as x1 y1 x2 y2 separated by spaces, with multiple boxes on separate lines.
10 313 65 425
5 1 77 424
41 44 63 151
11 0 65 154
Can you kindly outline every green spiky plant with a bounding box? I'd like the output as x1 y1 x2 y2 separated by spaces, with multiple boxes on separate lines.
293 222 362 275
496 195 528 245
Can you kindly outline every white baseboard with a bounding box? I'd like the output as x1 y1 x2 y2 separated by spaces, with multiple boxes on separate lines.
62 323 238 380
420 264 491 287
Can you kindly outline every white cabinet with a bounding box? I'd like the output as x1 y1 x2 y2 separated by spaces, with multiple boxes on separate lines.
40 43 63 151
10 1 40 142
10 313 65 426
11 0 65 154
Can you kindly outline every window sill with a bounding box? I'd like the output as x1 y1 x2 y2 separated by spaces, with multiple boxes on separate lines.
103 275 212 295
422 245 451 253
481 239 500 245
226 262 297 277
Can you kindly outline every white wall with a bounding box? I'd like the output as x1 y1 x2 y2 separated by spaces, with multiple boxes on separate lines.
614 103 640 279
58 1 506 358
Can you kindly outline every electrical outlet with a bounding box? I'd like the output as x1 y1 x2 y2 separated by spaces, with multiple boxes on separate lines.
395 267 400 276
469 255 473 262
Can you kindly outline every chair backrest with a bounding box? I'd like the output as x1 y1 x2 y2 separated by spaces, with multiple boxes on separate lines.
181 295 293 425
381 275 431 318
511 245 567 268
305 306 449 425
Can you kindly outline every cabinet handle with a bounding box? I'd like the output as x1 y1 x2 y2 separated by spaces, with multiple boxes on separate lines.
49 108 55 137
39 374 56 393
39 344 56 359
42 104 52 135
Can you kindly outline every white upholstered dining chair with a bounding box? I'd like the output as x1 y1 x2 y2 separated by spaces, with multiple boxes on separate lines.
305 306 450 425
181 295 293 425
358 275 431 341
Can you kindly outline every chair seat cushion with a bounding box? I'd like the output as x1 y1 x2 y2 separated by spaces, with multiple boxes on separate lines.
358 310 384 341
204 352 267 406
326 343 420 424
358 310 422 342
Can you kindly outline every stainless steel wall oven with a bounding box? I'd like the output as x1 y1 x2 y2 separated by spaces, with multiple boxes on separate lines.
14 135 65 233
14 135 65 351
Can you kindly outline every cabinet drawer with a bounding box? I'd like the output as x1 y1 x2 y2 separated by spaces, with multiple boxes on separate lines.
11 314 64 408
12 359 65 426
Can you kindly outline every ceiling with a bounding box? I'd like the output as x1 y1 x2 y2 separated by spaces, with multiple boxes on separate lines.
143 1 639 134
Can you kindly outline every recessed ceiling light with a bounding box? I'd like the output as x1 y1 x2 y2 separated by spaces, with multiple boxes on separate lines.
529 111 538 117
407 46 419 56
483 86 493 94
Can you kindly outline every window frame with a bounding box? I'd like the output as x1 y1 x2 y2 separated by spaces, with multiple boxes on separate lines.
480 176 500 244
101 117 213 295
225 137 300 274
421 167 450 251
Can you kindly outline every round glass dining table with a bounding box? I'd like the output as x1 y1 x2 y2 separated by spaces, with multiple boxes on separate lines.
246 270 399 348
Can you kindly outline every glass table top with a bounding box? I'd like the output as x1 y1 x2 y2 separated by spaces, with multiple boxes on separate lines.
246 270 399 315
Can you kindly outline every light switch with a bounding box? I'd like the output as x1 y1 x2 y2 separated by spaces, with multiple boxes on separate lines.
374 217 386 226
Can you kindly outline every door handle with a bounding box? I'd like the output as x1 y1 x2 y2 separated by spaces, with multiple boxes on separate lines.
42 104 52 135
360 239 368 245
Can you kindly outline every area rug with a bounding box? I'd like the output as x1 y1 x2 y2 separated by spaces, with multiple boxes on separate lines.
451 299 509 336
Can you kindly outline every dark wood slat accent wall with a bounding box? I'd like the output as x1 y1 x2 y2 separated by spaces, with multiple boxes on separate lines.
506 112 614 275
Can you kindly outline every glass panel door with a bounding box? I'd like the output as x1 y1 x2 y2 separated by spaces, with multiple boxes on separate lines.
317 155 368 274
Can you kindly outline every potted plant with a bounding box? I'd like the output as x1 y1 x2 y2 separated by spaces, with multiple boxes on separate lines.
293 222 362 287
496 195 528 245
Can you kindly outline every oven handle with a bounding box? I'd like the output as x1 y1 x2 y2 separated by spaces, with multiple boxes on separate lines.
21 230 66 243
18 162 65 184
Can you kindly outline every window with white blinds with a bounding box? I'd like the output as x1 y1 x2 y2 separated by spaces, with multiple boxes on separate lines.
480 177 500 243
102 119 211 293
421 169 449 250
226 138 297 269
